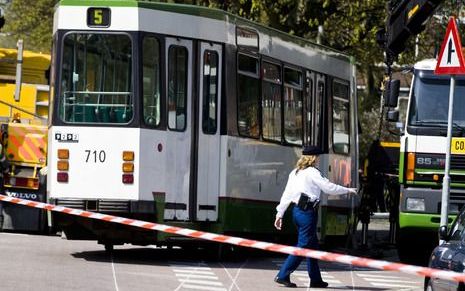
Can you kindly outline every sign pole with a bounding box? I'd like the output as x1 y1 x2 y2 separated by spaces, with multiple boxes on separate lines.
434 16 465 243
440 75 455 242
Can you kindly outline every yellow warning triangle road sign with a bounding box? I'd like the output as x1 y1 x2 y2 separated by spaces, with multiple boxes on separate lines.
435 17 465 75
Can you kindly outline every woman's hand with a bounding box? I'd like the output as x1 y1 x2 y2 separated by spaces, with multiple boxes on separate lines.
348 188 358 194
274 216 282 230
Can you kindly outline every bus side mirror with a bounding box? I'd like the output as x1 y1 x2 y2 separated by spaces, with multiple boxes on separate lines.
439 225 449 242
384 79 400 108
386 109 399 122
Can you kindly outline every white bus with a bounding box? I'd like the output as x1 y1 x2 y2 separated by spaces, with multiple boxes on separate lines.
48 0 359 250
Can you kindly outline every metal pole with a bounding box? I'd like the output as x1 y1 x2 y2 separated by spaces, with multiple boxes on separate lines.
361 222 368 247
440 75 455 244
14 39 23 102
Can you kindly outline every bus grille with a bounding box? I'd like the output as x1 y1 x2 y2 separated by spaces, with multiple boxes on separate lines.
450 192 465 202
98 200 130 212
55 199 85 209
451 155 465 170
55 199 129 213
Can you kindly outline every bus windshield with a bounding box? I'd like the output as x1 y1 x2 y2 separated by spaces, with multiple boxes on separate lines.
59 33 133 124
409 71 465 127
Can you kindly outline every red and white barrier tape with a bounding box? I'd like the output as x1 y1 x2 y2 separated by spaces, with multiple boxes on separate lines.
0 193 463 283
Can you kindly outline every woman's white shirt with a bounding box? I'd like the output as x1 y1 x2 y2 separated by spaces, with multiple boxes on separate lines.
276 167 351 218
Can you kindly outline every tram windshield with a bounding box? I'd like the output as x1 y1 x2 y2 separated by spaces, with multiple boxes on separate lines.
59 33 133 123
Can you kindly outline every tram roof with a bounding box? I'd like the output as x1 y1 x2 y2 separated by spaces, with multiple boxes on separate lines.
58 0 353 63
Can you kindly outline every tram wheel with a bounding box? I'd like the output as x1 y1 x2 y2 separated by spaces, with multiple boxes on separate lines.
104 243 114 253
424 278 433 291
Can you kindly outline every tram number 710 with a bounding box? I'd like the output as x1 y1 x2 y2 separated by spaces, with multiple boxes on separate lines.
85 150 106 163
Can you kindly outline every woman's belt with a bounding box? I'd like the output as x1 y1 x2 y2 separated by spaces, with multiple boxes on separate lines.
296 193 320 211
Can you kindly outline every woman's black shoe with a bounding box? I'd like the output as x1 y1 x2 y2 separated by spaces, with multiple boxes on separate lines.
274 277 297 288
310 281 329 288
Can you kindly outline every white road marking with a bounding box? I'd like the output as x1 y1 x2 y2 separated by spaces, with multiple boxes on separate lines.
0 232 28 237
362 277 417 283
176 274 219 280
173 269 216 275
357 273 403 279
171 262 227 291
370 282 422 288
110 253 120 291
357 272 421 289
219 258 248 291
180 284 227 291
178 279 223 286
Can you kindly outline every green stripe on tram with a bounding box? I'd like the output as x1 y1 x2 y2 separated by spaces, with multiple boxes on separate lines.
60 0 138 7
155 197 350 243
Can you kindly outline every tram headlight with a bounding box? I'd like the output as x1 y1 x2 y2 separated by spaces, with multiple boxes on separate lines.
57 149 69 159
122 151 134 184
406 197 425 211
122 162 134 173
123 151 134 161
57 160 69 171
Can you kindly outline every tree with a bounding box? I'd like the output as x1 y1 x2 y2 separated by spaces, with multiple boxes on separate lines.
2 0 57 52
4 0 453 159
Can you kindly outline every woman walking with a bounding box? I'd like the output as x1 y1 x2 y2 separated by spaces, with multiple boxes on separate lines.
274 145 357 288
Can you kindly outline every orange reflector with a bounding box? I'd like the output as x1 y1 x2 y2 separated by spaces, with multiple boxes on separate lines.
122 162 134 173
57 160 69 171
58 149 69 159
27 179 38 189
433 174 439 181
122 174 134 184
406 152 415 181
57 172 68 182
123 151 134 161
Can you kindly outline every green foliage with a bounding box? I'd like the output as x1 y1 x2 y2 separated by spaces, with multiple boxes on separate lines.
5 0 456 161
2 0 57 52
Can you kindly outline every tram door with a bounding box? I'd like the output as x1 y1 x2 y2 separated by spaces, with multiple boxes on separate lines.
164 38 193 221
196 42 222 221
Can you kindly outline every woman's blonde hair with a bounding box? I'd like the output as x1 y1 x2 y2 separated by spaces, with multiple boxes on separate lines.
295 155 317 173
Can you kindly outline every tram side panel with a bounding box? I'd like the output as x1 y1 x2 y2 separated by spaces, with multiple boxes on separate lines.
219 136 297 239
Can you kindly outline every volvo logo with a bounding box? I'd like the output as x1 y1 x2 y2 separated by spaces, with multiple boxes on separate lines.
5 191 38 200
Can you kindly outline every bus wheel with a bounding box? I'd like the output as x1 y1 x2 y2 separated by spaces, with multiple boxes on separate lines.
104 243 114 253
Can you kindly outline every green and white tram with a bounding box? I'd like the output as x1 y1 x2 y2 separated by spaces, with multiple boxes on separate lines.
48 0 359 248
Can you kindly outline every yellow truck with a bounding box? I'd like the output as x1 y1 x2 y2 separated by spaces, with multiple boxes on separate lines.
0 46 50 232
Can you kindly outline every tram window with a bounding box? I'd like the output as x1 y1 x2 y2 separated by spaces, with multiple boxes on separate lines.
49 35 57 126
262 61 282 141
59 33 133 124
237 53 259 138
202 50 219 134
142 36 161 127
284 67 303 145
332 81 350 154
168 46 188 131
311 80 326 146
304 76 313 145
